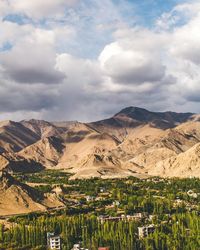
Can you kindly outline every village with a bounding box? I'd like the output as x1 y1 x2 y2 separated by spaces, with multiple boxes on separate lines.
0 170 198 249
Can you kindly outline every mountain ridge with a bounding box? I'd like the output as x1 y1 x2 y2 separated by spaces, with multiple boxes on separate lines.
0 171 64 215
0 106 200 179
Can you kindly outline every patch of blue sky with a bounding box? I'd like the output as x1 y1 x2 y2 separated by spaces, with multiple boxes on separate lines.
112 0 191 28
0 42 13 52
54 0 190 58
53 1 118 59
1 0 191 58
3 14 33 25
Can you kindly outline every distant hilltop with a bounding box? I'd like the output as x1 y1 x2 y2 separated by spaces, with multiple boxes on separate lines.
0 106 200 179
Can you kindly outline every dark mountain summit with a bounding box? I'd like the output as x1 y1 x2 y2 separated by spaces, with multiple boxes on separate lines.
90 107 195 132
115 106 194 125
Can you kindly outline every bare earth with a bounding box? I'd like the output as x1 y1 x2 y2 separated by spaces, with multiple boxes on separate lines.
0 107 200 179
0 171 64 216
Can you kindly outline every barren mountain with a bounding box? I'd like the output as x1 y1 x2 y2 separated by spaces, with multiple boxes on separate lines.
89 107 194 140
21 119 67 138
0 153 44 173
0 107 200 179
148 143 200 178
57 123 120 171
0 119 69 154
0 120 40 153
18 136 65 168
128 147 177 171
0 171 64 215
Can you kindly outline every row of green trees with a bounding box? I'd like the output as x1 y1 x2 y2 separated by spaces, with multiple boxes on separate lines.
0 212 199 249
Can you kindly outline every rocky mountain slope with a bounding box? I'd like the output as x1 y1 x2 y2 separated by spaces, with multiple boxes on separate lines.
148 143 200 178
0 120 40 153
0 107 200 179
18 136 65 168
0 171 64 215
89 107 194 140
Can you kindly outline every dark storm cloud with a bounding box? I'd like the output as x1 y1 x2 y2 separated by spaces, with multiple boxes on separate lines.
0 38 66 85
110 64 166 85
5 68 65 84
0 80 58 112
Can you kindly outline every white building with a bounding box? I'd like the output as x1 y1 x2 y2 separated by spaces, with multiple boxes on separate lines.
112 200 120 206
187 190 198 198
138 225 155 238
71 244 80 250
47 232 61 250
86 196 95 202
71 243 88 250
100 187 106 193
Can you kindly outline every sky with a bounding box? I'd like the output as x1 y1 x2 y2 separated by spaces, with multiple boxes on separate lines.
0 0 200 122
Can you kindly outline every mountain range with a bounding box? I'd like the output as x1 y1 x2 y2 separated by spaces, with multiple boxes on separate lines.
1 106 200 179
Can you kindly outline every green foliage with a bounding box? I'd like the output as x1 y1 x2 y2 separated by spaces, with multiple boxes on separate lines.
1 212 200 249
1 173 200 249
14 170 71 185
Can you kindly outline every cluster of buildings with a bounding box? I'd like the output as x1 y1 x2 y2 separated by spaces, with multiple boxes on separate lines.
97 213 156 238
98 212 155 224
47 232 110 250
47 217 156 249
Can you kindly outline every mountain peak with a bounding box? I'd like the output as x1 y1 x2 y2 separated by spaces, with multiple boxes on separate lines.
114 106 159 124
115 106 149 116
114 106 194 126
0 120 17 128
21 119 52 126
115 106 151 118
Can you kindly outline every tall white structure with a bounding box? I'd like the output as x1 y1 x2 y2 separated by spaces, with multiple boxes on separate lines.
47 232 61 250
138 225 155 238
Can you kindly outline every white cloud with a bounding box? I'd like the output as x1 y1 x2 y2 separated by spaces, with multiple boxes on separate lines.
0 21 30 47
98 27 172 98
1 0 200 121
170 17 200 65
56 53 102 85
99 41 166 85
0 0 9 18
95 1 200 116
6 0 78 19
156 2 200 30
0 27 65 84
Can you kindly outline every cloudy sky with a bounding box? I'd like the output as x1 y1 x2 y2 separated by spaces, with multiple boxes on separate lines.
0 0 200 121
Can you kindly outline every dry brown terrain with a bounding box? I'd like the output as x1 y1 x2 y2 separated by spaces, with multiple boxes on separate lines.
0 106 200 179
0 171 64 216
148 143 200 178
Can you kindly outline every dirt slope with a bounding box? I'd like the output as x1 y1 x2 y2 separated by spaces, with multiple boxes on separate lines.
18 136 65 168
148 143 200 178
0 121 40 153
0 171 64 216
0 107 200 179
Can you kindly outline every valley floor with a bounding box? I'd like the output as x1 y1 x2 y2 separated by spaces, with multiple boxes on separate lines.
0 170 200 249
